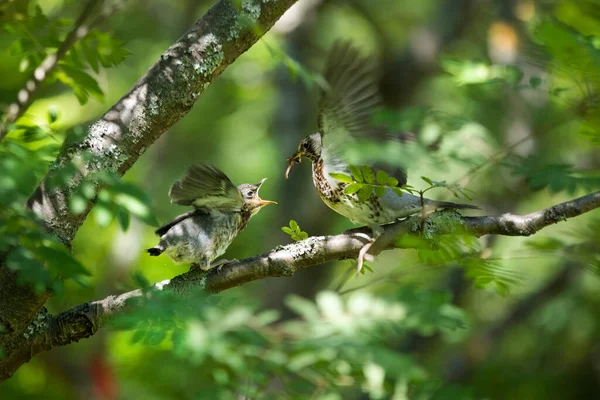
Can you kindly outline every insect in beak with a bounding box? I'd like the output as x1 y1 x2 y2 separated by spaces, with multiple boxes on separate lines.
285 153 302 179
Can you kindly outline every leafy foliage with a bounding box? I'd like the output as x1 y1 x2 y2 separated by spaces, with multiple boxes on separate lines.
329 165 411 202
282 220 309 241
1 1 600 400
2 4 129 105
509 155 600 194
112 286 467 398
0 4 148 294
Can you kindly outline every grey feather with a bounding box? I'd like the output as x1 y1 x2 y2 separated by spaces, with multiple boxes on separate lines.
154 210 201 236
379 190 479 219
168 164 243 210
152 210 243 268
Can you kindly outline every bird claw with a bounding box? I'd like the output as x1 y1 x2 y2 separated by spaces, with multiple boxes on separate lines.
356 240 375 274
356 225 383 274
211 258 238 272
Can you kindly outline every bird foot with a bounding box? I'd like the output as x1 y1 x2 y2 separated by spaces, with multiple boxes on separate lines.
356 240 375 274
210 258 238 272
355 225 383 274
190 262 210 271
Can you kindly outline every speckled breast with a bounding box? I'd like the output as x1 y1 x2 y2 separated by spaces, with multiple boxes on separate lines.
312 160 392 226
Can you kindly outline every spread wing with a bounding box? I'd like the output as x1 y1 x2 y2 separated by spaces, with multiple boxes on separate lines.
318 41 408 185
317 41 382 142
168 164 243 210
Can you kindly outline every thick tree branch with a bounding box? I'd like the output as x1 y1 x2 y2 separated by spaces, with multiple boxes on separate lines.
0 0 127 140
0 0 298 381
7 190 599 376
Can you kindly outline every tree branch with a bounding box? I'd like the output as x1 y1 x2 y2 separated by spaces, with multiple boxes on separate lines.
0 0 298 381
0 0 127 140
7 190 599 377
370 190 600 255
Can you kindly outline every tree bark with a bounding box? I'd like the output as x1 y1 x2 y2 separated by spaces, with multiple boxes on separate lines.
0 0 298 382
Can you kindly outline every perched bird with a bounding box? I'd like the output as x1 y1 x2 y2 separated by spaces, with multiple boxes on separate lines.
147 164 276 271
285 42 478 269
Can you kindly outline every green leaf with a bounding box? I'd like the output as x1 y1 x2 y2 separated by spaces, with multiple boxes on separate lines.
37 247 90 278
349 165 363 183
329 172 354 183
285 295 320 321
94 203 114 227
82 39 100 73
112 182 158 226
47 107 59 123
289 220 299 231
117 205 130 231
421 176 433 186
357 185 372 202
392 187 404 197
387 177 399 187
59 64 104 102
376 170 388 185
132 271 150 288
284 220 308 241
374 186 386 197
297 232 308 240
344 183 362 195
69 195 87 214
362 166 375 184
73 85 89 105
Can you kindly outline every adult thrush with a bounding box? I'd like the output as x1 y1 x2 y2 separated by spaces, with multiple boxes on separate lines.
285 42 478 270
147 164 276 271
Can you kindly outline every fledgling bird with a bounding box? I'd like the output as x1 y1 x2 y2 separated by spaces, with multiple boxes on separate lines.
147 164 276 271
285 42 478 269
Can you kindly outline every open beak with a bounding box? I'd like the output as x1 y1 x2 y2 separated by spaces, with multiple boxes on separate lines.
256 177 267 187
285 152 303 179
255 178 277 206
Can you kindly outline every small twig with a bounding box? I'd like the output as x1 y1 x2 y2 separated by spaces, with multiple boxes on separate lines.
420 190 426 233
0 0 127 141
334 264 356 293
339 266 442 296
452 135 533 188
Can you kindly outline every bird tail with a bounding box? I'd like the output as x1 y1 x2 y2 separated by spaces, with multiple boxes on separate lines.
147 247 163 256
433 201 480 211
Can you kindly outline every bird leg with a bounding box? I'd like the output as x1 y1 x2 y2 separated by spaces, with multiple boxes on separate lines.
210 258 239 272
355 226 384 274
190 262 210 271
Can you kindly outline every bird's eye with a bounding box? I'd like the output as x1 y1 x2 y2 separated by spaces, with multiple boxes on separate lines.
246 190 254 197
302 142 310 150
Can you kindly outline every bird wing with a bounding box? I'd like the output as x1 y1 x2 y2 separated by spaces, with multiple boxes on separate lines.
317 41 408 184
168 164 243 210
154 210 200 236
318 41 382 142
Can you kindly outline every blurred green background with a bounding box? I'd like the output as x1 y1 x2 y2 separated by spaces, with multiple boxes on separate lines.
1 0 600 398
